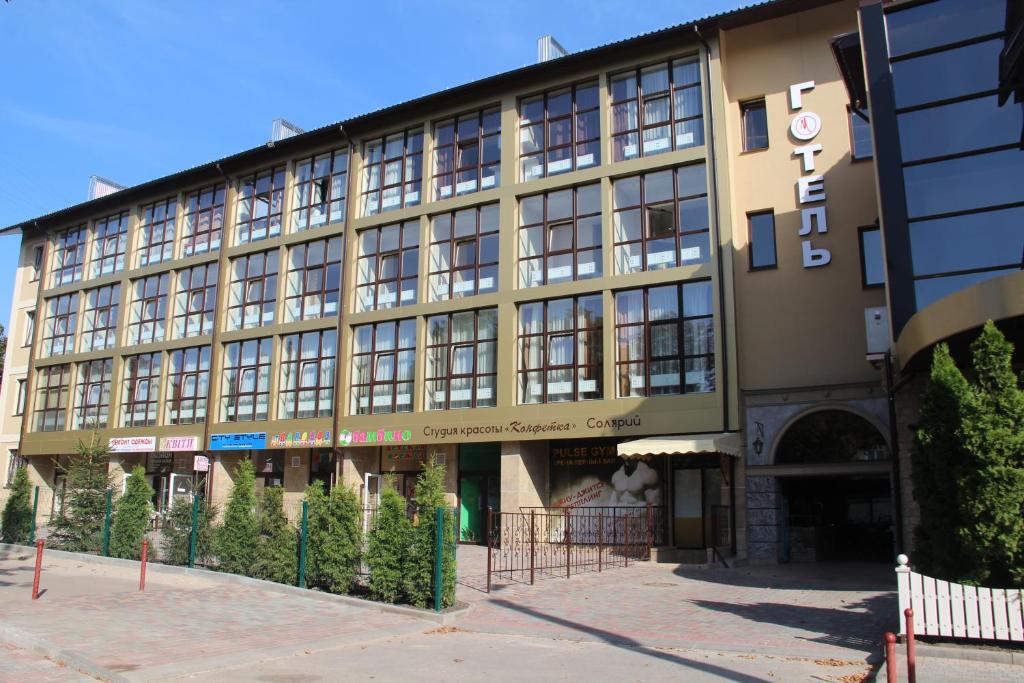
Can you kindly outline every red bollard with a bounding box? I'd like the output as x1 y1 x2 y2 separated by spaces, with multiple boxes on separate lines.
904 608 916 683
884 632 897 683
139 538 149 592
31 539 44 600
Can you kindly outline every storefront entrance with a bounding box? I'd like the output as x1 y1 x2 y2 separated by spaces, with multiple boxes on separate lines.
458 443 500 544
672 457 730 550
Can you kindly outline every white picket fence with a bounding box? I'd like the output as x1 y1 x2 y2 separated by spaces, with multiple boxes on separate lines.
896 554 1024 642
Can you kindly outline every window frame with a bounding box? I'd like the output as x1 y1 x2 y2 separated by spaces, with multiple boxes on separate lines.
858 225 886 289
165 345 211 425
127 274 169 345
284 237 343 322
517 295 604 404
41 293 78 356
172 263 218 339
235 165 286 245
31 245 44 282
15 379 27 416
609 54 704 162
72 358 112 429
279 329 337 420
89 211 129 278
137 197 177 268
355 221 419 312
181 183 225 257
23 310 35 348
518 184 603 287
747 210 778 271
359 127 424 216
428 204 499 301
220 337 272 423
350 319 416 415
50 225 86 288
740 98 769 152
121 352 162 428
291 147 349 232
32 364 71 432
425 308 498 410
848 106 874 161
519 80 601 181
80 284 120 352
432 106 501 200
227 250 279 330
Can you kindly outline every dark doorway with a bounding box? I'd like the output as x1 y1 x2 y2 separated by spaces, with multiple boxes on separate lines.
781 475 892 562
458 443 500 544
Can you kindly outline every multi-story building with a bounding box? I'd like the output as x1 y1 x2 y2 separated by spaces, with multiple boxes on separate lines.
1 0 1018 564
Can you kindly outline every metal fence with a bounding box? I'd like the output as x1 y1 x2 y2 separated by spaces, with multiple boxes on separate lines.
485 506 652 591
519 505 668 546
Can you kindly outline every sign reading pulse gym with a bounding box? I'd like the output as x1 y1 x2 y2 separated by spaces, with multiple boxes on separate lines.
788 81 832 269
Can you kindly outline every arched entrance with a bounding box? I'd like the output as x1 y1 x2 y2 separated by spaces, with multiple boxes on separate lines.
774 409 892 562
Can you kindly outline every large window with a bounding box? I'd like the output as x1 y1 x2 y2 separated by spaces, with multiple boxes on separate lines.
610 55 704 161
89 211 128 278
181 184 225 257
355 222 418 312
41 293 78 356
747 211 777 270
612 163 710 274
350 319 415 415
360 128 423 216
80 284 120 352
284 237 342 321
428 205 498 301
166 346 210 425
279 329 337 419
121 352 162 427
741 99 768 151
127 274 169 345
72 358 112 429
221 338 272 422
519 184 602 287
292 148 349 231
236 166 285 244
859 226 885 288
425 309 497 410
227 250 278 330
51 225 86 287
520 81 600 180
433 107 501 199
137 197 177 267
518 295 603 404
614 281 715 397
172 264 218 338
33 364 71 432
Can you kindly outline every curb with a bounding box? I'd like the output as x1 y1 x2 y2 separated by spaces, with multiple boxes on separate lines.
0 622 129 683
907 640 1023 666
0 542 470 626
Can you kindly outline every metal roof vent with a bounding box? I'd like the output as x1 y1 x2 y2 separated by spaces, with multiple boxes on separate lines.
88 175 126 200
537 35 569 63
271 118 305 142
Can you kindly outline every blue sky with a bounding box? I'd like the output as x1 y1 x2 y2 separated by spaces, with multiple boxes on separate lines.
0 0 740 329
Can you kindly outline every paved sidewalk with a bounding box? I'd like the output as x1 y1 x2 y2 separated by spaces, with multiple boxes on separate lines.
0 641 95 683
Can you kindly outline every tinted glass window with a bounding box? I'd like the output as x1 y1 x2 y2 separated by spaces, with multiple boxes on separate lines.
886 0 1005 57
860 228 885 286
748 212 776 269
915 268 1018 310
898 96 1023 163
892 39 1001 109
910 206 1024 276
904 148 1024 219
741 100 768 151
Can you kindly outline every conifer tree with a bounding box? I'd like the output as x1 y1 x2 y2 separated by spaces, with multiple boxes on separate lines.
49 433 113 552
304 480 362 594
109 466 154 560
253 486 297 584
215 458 259 575
161 497 218 566
1 465 33 544
406 457 457 609
366 484 411 603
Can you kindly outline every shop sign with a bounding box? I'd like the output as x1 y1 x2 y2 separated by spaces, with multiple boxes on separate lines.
788 80 831 269
160 436 200 452
193 455 210 472
383 444 428 463
550 438 662 510
338 429 413 447
270 431 332 448
209 432 267 451
108 436 156 453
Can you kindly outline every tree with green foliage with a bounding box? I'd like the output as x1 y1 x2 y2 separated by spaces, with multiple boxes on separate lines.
1 465 33 544
252 487 297 584
406 456 457 609
109 466 154 560
304 480 363 594
215 458 259 575
366 483 411 603
49 433 112 552
161 497 218 566
912 322 1024 586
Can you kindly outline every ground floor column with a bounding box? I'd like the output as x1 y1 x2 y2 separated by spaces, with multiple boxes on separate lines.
499 440 548 513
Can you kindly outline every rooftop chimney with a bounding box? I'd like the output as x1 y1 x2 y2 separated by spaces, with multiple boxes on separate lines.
537 35 569 63
271 118 305 142
88 175 126 200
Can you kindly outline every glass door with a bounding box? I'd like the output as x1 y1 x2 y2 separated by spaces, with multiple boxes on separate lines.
673 469 703 548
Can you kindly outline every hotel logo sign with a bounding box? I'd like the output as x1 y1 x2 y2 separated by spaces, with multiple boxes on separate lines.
788 81 831 269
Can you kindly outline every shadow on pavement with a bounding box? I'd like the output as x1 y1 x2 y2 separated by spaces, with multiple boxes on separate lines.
488 597 770 682
672 561 894 591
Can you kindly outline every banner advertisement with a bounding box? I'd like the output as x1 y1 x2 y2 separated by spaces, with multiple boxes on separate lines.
108 436 156 453
270 431 332 448
209 432 267 451
549 438 662 509
159 436 201 452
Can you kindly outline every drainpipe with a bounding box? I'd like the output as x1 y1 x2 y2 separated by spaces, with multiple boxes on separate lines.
330 124 353 488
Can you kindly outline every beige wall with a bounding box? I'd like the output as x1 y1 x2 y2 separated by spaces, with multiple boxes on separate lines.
720 0 886 394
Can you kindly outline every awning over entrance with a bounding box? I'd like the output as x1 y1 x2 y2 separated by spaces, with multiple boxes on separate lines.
617 433 742 459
